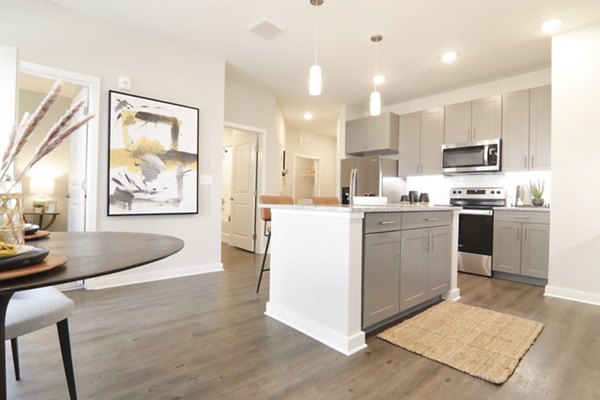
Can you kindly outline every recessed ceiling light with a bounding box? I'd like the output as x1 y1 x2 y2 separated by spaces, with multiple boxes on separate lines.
373 74 386 85
441 51 458 64
541 19 563 34
303 112 313 120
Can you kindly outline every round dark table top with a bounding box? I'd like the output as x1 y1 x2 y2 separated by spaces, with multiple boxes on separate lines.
0 231 184 292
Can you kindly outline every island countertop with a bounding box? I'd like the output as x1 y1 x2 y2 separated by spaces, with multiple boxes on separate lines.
260 203 461 213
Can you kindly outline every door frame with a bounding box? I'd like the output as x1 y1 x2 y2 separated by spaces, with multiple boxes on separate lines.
223 121 265 253
292 154 320 202
19 61 101 231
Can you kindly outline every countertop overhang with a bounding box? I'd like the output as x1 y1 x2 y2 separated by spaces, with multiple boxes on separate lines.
259 204 461 213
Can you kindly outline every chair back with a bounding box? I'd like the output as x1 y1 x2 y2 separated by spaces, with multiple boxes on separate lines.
312 196 340 205
259 195 294 222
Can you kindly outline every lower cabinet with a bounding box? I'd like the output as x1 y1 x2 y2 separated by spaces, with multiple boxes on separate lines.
492 211 550 280
363 231 401 328
362 212 452 329
400 225 451 311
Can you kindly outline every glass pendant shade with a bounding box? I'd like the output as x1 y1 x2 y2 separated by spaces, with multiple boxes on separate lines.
309 64 322 96
370 90 381 116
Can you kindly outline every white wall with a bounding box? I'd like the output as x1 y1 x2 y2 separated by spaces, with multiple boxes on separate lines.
1 0 226 287
224 80 286 254
284 129 337 200
546 22 600 305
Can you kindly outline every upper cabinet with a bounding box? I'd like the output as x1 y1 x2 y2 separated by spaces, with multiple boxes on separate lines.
345 112 399 156
398 108 444 177
444 95 502 144
502 85 551 172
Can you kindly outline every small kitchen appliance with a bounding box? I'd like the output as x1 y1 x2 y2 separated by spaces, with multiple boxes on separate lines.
450 187 506 276
442 139 501 174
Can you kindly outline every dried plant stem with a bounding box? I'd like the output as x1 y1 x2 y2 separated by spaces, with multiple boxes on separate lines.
0 123 18 180
10 114 94 191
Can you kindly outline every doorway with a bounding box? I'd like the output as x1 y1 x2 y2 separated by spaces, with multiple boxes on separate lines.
222 126 260 252
293 155 320 203
18 61 100 232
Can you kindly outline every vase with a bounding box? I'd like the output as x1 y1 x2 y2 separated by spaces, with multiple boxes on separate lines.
0 182 24 247
531 197 545 207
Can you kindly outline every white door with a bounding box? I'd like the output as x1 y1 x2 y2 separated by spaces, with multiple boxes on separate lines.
67 86 88 231
229 130 258 251
0 46 18 165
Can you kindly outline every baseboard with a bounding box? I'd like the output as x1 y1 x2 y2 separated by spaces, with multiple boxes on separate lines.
544 285 600 306
265 301 366 356
84 263 224 290
442 288 461 302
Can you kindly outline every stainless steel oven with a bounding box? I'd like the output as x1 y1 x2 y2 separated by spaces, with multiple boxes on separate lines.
450 187 506 276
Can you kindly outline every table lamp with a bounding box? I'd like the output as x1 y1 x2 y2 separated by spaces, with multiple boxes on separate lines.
29 177 55 213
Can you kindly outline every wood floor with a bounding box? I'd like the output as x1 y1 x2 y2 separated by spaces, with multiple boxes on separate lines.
6 244 600 399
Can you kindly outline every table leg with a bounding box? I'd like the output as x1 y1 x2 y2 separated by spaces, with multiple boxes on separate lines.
0 292 14 400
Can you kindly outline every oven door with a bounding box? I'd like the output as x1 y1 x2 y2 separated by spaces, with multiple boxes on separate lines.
458 210 494 276
458 211 493 254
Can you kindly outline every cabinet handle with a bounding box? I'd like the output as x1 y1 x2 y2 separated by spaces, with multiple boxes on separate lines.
431 233 435 251
524 156 528 168
426 218 439 222
517 227 520 241
514 216 530 219
524 228 528 241
531 155 535 168
472 128 476 139
379 221 397 225
466 128 470 140
426 234 430 251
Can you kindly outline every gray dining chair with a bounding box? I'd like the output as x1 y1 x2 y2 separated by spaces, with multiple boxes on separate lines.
5 287 77 399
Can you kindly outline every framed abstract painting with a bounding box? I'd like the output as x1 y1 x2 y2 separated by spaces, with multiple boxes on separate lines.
107 91 199 216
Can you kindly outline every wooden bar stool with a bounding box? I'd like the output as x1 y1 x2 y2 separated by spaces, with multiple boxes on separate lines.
256 195 294 293
312 196 340 205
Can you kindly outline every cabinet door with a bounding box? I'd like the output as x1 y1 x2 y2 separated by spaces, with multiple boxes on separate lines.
398 112 421 176
400 228 429 311
363 231 401 328
428 225 451 297
529 85 551 171
521 223 549 279
444 101 471 144
369 113 399 154
492 221 521 274
471 95 502 141
502 90 530 172
345 117 369 155
420 107 444 175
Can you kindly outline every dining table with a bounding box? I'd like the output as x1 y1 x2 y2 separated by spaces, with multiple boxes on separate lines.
0 231 184 400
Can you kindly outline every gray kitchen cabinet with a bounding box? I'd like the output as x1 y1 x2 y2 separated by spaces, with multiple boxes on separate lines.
400 228 429 311
502 85 551 172
362 231 401 328
346 112 399 156
362 211 452 329
398 108 444 176
493 210 550 280
444 95 502 144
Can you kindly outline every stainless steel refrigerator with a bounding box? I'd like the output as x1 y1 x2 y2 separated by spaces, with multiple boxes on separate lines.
340 156 405 204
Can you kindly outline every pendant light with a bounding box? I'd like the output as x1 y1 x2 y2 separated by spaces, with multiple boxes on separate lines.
370 34 383 116
309 0 324 96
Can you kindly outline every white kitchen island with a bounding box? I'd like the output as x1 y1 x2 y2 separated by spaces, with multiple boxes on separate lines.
263 204 460 356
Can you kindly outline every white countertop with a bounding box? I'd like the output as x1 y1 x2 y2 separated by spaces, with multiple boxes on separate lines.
494 206 551 213
260 204 461 213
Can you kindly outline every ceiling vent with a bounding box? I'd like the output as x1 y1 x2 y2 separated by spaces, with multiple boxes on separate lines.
248 18 286 40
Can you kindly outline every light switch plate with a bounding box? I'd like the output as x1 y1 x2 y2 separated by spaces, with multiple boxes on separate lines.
199 175 213 185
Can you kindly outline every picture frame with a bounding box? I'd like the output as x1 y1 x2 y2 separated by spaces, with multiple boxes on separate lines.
107 91 199 216
45 200 57 213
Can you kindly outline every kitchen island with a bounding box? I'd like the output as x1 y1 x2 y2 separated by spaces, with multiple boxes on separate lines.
262 204 460 355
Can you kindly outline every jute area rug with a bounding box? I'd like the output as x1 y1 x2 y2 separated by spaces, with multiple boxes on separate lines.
377 301 543 384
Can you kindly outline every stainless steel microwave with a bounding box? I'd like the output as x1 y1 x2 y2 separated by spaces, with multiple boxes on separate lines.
442 139 501 174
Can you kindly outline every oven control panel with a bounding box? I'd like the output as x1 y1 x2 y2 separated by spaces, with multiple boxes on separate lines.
450 187 506 200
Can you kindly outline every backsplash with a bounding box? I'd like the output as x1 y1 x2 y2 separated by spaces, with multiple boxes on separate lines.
407 170 552 207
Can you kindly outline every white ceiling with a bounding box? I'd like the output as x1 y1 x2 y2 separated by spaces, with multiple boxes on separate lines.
49 0 600 137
